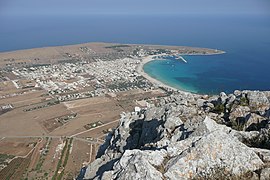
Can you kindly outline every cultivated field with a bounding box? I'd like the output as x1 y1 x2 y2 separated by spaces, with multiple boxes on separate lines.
0 42 176 178
0 80 165 179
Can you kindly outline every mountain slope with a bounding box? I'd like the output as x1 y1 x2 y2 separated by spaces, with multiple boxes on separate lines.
84 90 270 180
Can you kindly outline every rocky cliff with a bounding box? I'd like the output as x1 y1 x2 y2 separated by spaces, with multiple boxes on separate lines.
84 90 270 180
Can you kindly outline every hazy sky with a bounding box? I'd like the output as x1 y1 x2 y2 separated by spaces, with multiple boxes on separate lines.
1 0 270 16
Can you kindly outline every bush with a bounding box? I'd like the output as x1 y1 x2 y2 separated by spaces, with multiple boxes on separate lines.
239 97 249 106
212 104 225 114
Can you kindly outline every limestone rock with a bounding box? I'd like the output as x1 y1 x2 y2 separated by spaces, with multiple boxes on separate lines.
84 154 120 180
112 150 165 180
100 171 113 180
234 90 242 97
260 168 270 180
226 94 236 109
230 105 250 120
244 113 267 131
196 98 206 107
219 92 227 104
166 136 201 157
164 116 183 132
247 91 269 112
84 90 270 180
164 117 264 180
253 148 270 164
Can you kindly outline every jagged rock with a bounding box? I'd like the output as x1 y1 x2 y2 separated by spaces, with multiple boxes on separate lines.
138 108 166 147
84 158 104 179
196 98 206 107
144 107 166 121
207 112 220 122
208 96 220 108
166 136 201 157
244 113 266 131
263 91 270 98
112 150 165 180
109 112 146 152
164 116 183 132
229 105 250 130
206 102 215 109
234 90 242 97
264 108 270 119
252 148 270 163
164 117 264 180
219 92 227 104
260 168 270 180
170 128 183 143
247 91 269 106
84 154 120 180
225 94 236 109
230 105 250 120
84 90 270 180
247 91 269 113
166 106 180 117
100 171 113 180
199 117 262 145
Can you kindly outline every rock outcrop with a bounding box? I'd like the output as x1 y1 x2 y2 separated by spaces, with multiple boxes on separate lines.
83 90 270 180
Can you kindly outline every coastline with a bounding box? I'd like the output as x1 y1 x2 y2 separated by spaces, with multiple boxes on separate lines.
136 51 226 93
137 55 179 92
0 41 225 93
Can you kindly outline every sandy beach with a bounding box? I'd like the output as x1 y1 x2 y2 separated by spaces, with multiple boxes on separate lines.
136 55 179 91
136 50 226 93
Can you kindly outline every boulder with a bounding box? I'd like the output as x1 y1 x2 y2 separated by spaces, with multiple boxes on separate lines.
260 168 270 180
196 98 206 107
247 91 269 113
219 92 227 104
164 116 183 132
252 148 270 163
229 105 251 130
225 94 236 109
164 117 264 180
244 113 267 131
84 154 120 180
84 90 270 180
234 90 242 97
112 150 165 180
230 105 250 120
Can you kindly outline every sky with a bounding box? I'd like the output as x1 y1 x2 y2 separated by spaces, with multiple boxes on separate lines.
1 0 270 16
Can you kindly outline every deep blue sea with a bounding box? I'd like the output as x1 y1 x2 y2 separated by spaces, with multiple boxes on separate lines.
0 14 269 94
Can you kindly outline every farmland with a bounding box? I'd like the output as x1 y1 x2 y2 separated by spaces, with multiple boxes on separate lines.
0 76 165 179
0 42 201 178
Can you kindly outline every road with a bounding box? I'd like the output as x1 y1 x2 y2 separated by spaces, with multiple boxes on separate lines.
70 119 119 138
0 135 103 145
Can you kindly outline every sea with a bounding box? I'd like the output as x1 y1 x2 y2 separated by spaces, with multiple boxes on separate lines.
0 14 270 94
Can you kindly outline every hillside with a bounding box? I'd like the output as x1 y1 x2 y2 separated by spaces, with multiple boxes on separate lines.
84 90 270 180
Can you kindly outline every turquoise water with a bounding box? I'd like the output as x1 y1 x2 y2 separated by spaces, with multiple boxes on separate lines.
144 53 270 94
143 55 219 94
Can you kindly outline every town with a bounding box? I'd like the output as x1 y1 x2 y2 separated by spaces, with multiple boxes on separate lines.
0 42 224 179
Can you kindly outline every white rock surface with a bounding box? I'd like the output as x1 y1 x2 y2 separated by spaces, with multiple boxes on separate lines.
84 90 270 180
164 117 264 179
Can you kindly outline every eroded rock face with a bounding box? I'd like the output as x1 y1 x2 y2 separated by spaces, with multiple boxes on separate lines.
111 149 166 180
83 90 270 180
247 91 269 113
164 117 264 180
260 168 270 180
245 113 267 131
230 105 250 120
